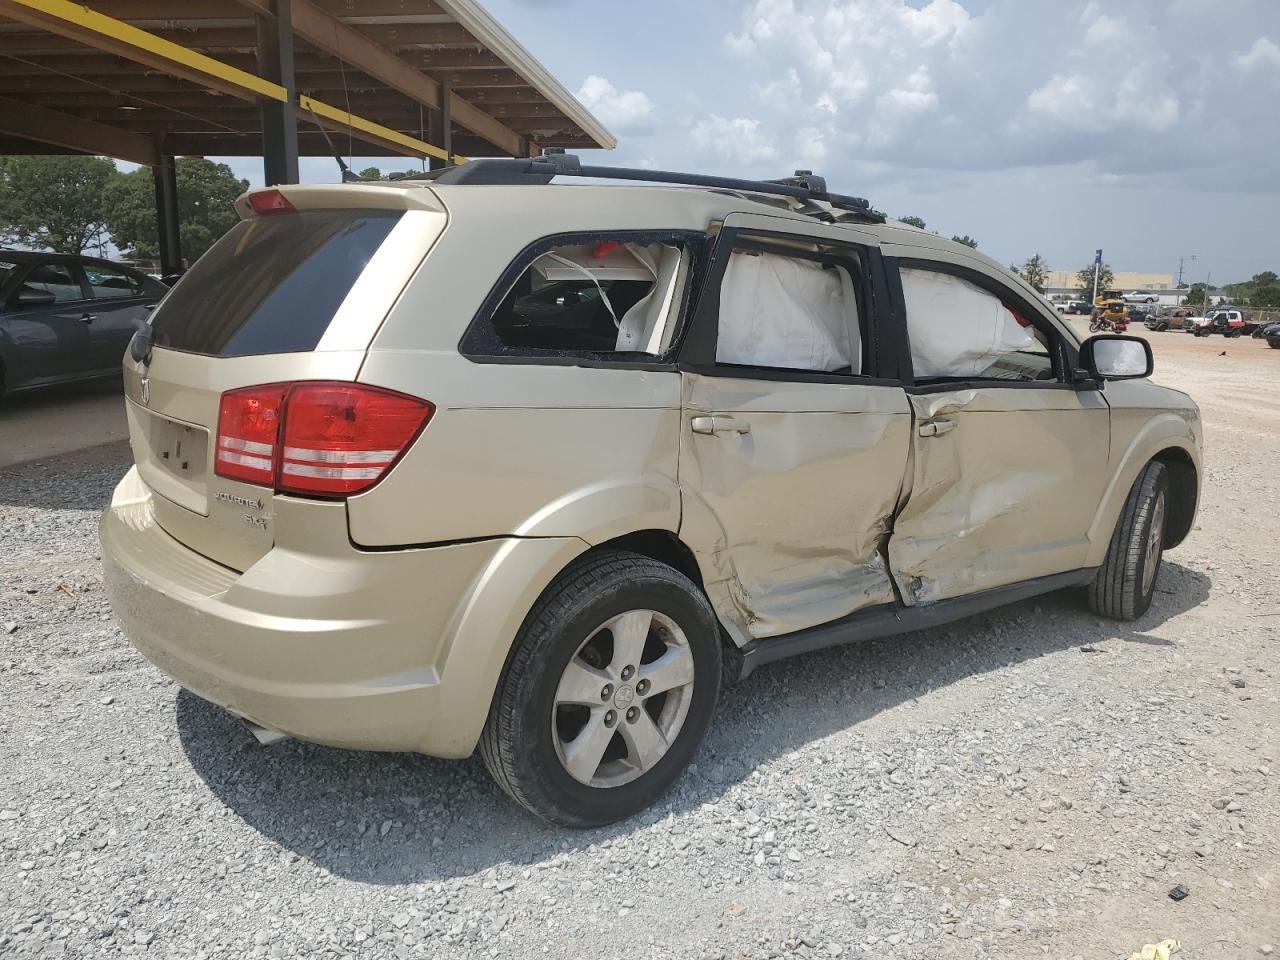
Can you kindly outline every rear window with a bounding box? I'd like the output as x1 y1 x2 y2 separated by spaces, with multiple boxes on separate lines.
149 209 401 357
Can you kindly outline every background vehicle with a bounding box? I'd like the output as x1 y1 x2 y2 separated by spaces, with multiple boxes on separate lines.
1186 316 1213 336
1061 298 1089 314
0 251 167 397
1263 321 1280 348
99 158 1202 827
1092 293 1129 332
1205 308 1258 337
1123 291 1159 303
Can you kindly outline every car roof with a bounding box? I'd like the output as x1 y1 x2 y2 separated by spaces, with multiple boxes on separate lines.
0 250 146 272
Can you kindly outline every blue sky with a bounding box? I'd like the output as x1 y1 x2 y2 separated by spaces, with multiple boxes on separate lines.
219 0 1280 286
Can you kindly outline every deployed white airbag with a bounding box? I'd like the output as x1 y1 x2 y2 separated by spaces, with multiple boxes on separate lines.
900 268 1037 378
716 252 857 372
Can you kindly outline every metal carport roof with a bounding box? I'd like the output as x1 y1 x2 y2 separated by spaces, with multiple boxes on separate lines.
0 0 615 166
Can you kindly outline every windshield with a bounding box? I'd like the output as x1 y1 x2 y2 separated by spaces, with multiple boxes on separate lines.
149 210 402 357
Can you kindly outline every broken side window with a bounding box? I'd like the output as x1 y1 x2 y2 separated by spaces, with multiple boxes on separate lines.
473 238 690 359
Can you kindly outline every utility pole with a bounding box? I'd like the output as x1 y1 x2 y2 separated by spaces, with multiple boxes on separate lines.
1178 254 1197 288
1091 248 1102 305
1203 271 1211 313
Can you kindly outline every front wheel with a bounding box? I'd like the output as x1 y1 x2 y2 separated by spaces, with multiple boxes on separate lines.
480 551 722 827
1089 460 1169 621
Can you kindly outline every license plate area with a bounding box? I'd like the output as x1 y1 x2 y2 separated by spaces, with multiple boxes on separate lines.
127 399 210 515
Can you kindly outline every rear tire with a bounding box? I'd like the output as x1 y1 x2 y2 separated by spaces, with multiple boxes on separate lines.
480 550 722 827
1089 461 1169 621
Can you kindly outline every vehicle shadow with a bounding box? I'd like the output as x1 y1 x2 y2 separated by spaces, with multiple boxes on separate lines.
176 560 1210 885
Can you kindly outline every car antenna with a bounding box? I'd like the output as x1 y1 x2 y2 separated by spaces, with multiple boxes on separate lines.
301 99 367 183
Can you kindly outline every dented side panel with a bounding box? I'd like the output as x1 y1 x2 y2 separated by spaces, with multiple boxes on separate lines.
888 386 1111 604
678 372 912 641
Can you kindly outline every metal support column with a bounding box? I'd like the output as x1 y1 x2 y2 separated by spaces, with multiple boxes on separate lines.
427 86 452 169
152 151 181 276
256 0 299 185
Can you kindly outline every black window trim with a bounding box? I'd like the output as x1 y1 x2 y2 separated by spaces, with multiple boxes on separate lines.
13 258 94 307
458 228 710 371
81 259 149 303
886 255 1083 393
676 225 903 385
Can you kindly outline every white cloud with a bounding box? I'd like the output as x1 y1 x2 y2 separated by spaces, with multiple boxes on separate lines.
1237 36 1280 70
753 67 802 109
575 75 655 134
689 0 1279 202
689 115 779 164
1081 1 1126 45
879 66 938 116
1025 67 1179 135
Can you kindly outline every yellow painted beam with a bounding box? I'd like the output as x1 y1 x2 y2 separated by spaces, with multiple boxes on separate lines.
0 0 286 103
299 95 466 165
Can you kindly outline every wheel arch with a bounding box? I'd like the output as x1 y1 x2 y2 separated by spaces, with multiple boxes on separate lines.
1085 417 1200 566
1153 446 1198 549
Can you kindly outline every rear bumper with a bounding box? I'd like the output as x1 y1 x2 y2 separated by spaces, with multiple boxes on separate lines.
101 468 585 756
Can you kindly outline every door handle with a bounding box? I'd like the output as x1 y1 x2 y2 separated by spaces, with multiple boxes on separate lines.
79 313 97 324
691 416 751 436
918 417 957 438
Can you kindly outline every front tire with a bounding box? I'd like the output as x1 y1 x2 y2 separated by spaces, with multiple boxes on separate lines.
1089 460 1169 621
480 551 722 827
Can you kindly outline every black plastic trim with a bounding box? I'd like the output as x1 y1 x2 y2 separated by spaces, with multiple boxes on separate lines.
420 155 884 222
735 568 1096 679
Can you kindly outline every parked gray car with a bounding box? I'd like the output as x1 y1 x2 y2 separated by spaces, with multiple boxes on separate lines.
0 251 167 397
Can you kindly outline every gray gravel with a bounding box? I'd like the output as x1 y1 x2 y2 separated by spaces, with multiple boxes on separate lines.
2 343 1278 959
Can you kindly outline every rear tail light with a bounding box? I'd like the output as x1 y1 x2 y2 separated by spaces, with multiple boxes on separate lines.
215 382 433 498
248 188 295 215
215 384 287 487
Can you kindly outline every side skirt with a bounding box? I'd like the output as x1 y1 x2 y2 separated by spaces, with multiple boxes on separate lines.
733 568 1096 681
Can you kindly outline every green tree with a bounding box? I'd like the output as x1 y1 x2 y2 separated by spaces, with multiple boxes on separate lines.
1013 253 1049 293
1076 261 1115 299
899 215 927 229
950 234 978 249
1251 282 1280 308
1181 282 1208 308
1223 270 1280 308
104 157 247 263
357 166 415 181
0 155 118 254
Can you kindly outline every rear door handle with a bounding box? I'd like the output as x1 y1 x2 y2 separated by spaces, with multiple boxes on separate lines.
691 416 751 436
79 313 97 324
918 417 956 438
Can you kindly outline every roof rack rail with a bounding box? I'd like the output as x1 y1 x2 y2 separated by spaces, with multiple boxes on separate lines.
414 152 884 223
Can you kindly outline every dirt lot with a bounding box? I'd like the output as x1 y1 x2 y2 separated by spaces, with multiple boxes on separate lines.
1 329 1277 959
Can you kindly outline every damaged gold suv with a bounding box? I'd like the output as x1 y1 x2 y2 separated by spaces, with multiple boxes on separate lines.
101 156 1202 826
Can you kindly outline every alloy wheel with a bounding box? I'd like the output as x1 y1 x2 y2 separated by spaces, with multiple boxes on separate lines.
1142 490 1166 595
551 609 695 788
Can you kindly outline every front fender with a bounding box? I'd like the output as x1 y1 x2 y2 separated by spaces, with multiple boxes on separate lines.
1084 409 1201 567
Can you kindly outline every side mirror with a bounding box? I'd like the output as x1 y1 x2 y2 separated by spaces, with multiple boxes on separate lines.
1080 334 1153 381
15 286 56 307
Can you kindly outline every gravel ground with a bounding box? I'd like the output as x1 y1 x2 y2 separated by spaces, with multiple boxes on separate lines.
2 331 1277 959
